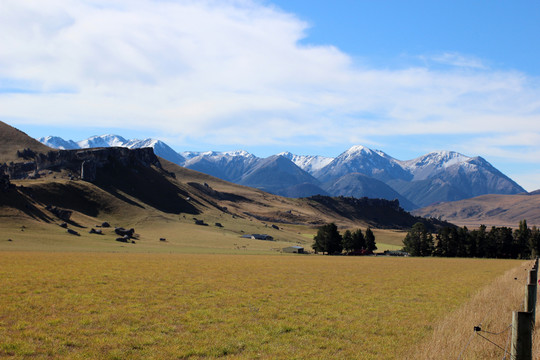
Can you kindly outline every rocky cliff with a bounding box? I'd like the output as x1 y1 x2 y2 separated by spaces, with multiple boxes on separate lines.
1 147 161 181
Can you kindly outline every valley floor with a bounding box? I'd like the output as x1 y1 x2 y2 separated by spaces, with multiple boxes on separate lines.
0 253 527 359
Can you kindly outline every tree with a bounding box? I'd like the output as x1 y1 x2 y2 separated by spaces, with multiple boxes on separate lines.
352 229 365 251
434 227 452 257
486 226 514 258
473 225 487 258
365 227 377 251
403 222 433 256
529 226 540 258
341 230 354 253
514 219 531 259
456 226 470 257
313 223 343 255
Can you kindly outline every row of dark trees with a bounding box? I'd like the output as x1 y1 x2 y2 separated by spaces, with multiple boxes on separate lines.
312 223 377 255
403 220 540 259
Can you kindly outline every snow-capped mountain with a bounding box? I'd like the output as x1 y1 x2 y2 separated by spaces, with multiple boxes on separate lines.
182 150 259 182
389 151 525 207
39 136 79 150
399 150 475 181
312 145 524 208
238 155 323 196
126 138 185 165
38 135 526 210
77 134 128 149
39 134 185 166
314 145 412 183
278 152 333 174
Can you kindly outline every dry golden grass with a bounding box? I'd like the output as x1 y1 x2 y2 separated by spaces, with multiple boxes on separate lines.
407 259 540 359
413 193 540 228
0 121 52 162
0 199 405 254
0 253 521 359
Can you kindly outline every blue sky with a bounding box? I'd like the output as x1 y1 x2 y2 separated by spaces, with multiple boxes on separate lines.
1 0 540 190
272 1 540 74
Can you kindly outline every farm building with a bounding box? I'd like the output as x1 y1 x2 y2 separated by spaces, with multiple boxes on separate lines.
283 246 304 254
241 234 274 241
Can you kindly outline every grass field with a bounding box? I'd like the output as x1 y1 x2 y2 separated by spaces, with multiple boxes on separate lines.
0 253 523 359
410 260 540 359
0 216 405 254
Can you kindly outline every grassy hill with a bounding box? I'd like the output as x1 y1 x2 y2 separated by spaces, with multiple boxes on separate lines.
413 193 540 228
0 121 52 163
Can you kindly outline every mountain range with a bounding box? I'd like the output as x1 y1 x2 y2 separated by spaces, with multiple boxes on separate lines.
1 121 451 248
39 135 526 210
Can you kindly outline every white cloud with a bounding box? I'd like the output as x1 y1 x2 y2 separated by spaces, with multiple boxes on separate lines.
1 0 540 168
428 52 486 69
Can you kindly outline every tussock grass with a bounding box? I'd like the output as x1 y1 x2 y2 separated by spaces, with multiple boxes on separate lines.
407 260 539 359
0 253 520 359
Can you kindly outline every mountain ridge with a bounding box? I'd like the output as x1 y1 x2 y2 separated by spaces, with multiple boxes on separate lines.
2 121 454 237
38 133 526 210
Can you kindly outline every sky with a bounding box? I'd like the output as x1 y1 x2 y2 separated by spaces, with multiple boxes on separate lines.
1 0 540 190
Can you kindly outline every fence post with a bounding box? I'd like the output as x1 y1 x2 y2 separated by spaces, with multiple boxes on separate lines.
528 268 537 328
511 311 533 360
528 269 537 286
525 284 536 329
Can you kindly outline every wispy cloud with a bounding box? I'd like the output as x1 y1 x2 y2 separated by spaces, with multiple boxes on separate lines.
1 0 540 167
428 52 487 69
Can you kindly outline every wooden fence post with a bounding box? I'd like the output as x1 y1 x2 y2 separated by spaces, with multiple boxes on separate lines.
511 311 533 360
528 269 537 286
527 269 537 329
525 284 536 329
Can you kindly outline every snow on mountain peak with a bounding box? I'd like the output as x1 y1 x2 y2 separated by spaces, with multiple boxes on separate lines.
402 150 473 180
345 145 373 155
278 151 293 158
38 136 79 150
125 138 158 149
223 150 255 158
77 134 128 148
277 151 333 174
407 150 471 168
190 150 253 158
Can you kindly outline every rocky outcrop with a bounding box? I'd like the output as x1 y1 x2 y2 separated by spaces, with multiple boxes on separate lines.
45 205 73 221
114 227 135 238
2 147 161 181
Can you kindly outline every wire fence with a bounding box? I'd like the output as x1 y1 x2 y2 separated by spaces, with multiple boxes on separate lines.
456 259 538 360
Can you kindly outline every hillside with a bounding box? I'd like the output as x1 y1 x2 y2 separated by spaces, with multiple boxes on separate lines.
237 155 321 196
413 193 540 227
323 172 418 210
0 121 52 162
160 159 440 230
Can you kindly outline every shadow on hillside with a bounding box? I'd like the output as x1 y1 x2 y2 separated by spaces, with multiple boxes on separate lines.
95 163 200 215
0 188 55 222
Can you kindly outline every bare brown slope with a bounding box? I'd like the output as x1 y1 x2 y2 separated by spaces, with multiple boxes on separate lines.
161 159 448 230
161 158 348 226
0 121 52 162
413 193 540 227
